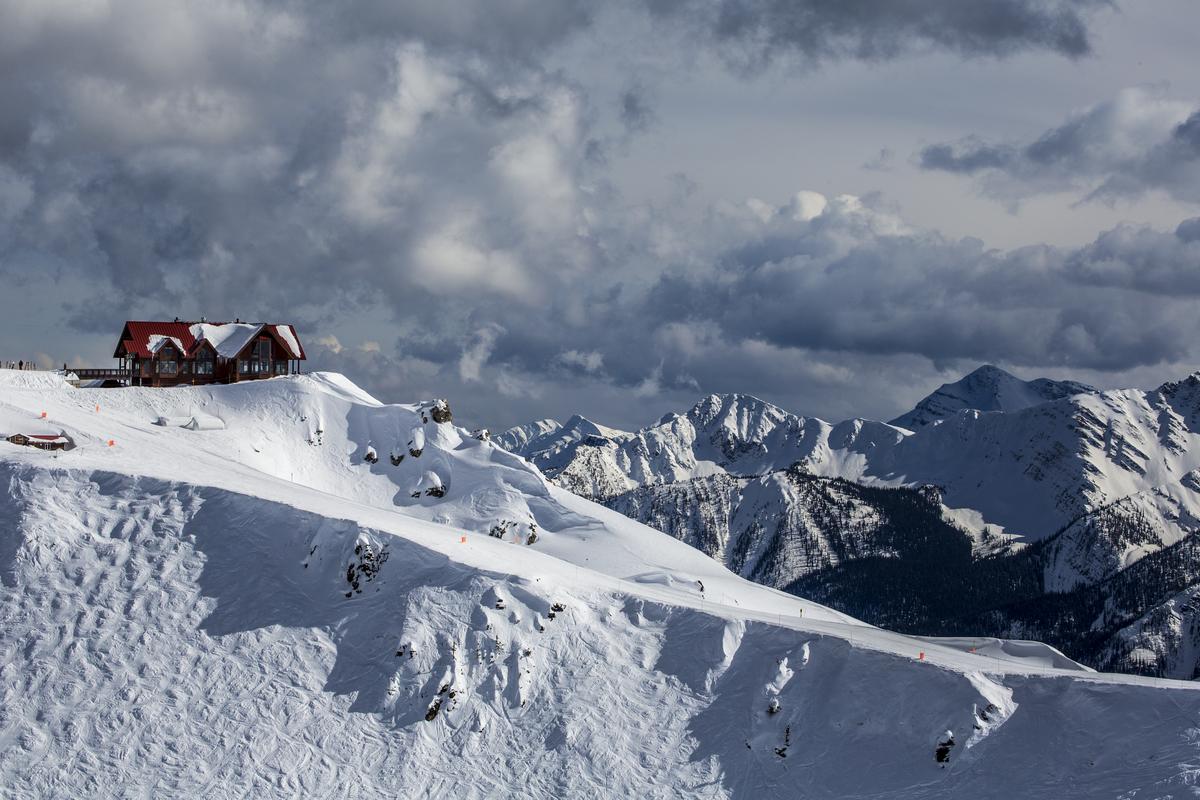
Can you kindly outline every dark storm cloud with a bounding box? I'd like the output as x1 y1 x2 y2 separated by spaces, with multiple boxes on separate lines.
0 0 1174 430
397 193 1200 423
611 196 1198 377
647 0 1108 71
919 87 1200 204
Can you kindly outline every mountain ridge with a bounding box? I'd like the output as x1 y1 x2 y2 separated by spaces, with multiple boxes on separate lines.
889 364 1098 430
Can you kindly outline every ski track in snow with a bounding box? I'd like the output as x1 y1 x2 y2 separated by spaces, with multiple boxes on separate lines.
2 370 1200 798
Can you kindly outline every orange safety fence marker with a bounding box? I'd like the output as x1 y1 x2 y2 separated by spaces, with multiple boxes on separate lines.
95 405 100 413
107 439 115 447
40 411 47 418
460 536 466 543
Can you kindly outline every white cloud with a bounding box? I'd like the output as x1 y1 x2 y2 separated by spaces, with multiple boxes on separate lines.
458 323 504 382
557 349 604 372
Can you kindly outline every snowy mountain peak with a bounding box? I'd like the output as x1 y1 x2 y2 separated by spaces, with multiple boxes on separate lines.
890 364 1097 429
562 413 626 440
686 392 796 437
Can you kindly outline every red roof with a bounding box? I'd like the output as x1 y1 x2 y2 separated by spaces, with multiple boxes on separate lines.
116 322 197 358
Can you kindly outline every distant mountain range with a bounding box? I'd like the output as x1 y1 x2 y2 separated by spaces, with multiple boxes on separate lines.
496 365 1200 678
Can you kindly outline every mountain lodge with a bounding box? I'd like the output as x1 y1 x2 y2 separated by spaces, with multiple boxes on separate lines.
79 320 307 387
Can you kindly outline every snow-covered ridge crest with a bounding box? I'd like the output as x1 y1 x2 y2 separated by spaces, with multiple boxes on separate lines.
889 364 1098 430
503 391 908 501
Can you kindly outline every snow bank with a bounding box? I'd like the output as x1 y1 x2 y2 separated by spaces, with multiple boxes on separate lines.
0 369 72 391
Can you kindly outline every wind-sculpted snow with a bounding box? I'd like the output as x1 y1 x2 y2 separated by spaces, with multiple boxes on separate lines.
2 465 1200 798
4 370 1200 797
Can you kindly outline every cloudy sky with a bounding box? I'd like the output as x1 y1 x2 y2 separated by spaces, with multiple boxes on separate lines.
2 0 1199 430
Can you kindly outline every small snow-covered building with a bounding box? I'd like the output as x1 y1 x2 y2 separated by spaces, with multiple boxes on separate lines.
6 433 74 451
109 320 306 387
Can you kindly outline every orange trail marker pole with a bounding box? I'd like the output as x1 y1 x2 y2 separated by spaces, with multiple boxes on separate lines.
40 411 47 419
460 536 466 543
95 405 100 413
107 440 115 447
918 651 925 661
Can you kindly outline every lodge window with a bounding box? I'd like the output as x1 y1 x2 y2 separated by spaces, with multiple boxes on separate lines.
274 360 287 375
196 352 214 374
159 359 177 375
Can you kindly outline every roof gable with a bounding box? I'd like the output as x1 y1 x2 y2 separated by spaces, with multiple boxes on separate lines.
189 322 263 359
272 324 305 359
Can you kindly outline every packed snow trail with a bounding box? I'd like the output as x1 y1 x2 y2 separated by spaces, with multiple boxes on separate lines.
2 370 1200 798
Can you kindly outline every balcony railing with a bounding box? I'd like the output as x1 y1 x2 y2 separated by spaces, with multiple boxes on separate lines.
73 368 129 380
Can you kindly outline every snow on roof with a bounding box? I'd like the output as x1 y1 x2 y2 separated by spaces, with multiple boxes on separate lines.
273 324 304 359
189 322 263 359
147 334 186 355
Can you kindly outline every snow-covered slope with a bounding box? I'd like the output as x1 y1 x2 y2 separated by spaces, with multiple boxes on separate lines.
876 374 1200 539
889 364 1097 430
1043 470 1200 592
4 369 1199 798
